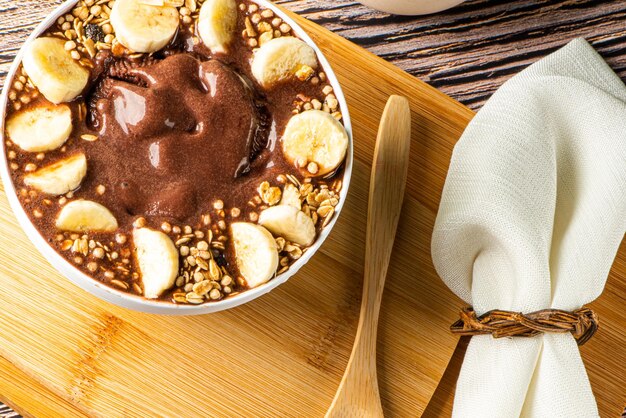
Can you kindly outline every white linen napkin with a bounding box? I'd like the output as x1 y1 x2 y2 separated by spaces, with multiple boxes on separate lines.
431 38 626 417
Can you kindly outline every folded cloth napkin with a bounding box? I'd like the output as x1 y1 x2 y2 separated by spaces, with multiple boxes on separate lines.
431 38 626 418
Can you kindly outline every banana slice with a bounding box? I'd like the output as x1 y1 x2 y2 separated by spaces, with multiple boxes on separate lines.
22 37 89 104
280 183 302 209
198 0 237 54
6 103 72 152
24 153 87 195
138 0 183 6
251 37 318 87
258 205 316 247
110 0 179 53
231 222 279 288
55 200 118 232
133 228 179 299
282 110 349 176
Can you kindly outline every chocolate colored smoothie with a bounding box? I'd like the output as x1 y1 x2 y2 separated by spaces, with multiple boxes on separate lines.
88 53 272 223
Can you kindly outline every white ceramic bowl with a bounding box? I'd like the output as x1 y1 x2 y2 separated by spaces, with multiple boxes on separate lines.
0 0 353 315
359 0 465 15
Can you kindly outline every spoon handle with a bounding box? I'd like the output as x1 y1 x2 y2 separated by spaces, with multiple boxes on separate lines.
326 95 411 417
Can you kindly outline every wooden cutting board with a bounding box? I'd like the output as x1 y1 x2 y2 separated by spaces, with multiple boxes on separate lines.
0 4 624 418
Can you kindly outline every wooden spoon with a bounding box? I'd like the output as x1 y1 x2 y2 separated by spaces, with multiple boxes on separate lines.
326 95 412 417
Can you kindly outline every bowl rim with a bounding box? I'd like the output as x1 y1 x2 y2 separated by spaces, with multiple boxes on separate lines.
0 0 353 315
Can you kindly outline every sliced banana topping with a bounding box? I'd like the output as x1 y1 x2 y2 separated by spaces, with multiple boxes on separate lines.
251 37 318 88
138 0 183 5
22 37 89 104
6 103 72 152
111 0 179 53
198 0 237 55
24 153 87 196
259 205 316 247
56 200 118 232
231 222 279 288
279 183 302 209
282 110 349 176
133 227 179 299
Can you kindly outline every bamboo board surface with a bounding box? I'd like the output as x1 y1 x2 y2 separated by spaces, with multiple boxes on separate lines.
0 2 469 417
0 2 624 418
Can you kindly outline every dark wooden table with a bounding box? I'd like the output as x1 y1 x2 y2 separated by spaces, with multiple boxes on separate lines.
276 0 626 111
1 0 626 416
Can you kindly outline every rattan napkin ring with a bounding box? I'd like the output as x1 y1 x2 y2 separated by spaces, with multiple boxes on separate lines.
450 306 598 345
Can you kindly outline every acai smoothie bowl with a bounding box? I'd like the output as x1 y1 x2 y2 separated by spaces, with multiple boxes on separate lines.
0 0 352 314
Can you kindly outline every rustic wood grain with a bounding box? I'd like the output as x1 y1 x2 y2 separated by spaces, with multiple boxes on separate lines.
275 0 626 110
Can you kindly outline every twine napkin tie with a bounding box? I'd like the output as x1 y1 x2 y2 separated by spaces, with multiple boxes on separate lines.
450 307 598 345
432 38 626 417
